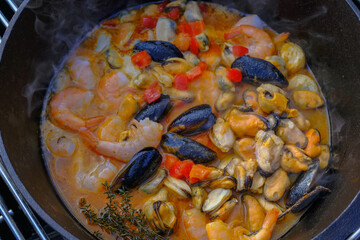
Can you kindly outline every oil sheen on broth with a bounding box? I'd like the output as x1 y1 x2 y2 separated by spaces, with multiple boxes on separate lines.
41 1 331 240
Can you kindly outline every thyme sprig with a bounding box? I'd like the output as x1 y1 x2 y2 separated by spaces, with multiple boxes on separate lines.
79 182 167 240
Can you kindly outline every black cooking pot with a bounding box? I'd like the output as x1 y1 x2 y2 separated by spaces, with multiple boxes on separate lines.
0 0 359 239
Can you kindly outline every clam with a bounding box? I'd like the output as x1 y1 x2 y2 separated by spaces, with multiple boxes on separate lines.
192 186 207 210
161 133 217 164
288 74 319 93
292 90 324 110
208 176 237 189
281 145 312 173
209 198 239 221
156 17 177 42
209 118 235 152
105 47 123 69
134 94 172 122
184 1 203 22
110 147 162 191
286 161 319 207
276 119 308 148
202 188 232 214
255 130 284 177
257 84 297 117
164 175 192 199
168 104 216 136
133 41 184 63
263 168 290 202
243 195 266 232
231 56 288 88
144 200 177 235
140 169 167 194
163 88 194 103
280 42 305 74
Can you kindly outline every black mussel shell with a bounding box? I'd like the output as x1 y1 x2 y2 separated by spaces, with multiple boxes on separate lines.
134 94 172 122
286 161 320 207
111 147 162 191
133 41 184 63
168 104 216 136
161 133 217 164
290 186 331 213
231 56 288 88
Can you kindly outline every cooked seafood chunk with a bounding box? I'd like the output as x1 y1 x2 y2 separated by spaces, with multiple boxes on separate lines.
281 145 312 173
263 169 290 201
209 118 235 152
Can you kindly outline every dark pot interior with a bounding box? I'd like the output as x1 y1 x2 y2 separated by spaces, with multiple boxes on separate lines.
0 0 359 239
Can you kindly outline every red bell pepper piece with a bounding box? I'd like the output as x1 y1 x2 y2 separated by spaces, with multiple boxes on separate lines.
174 74 189 90
158 0 170 12
131 50 152 69
198 3 208 13
186 62 207 81
169 160 195 179
164 154 180 170
168 7 180 20
233 45 249 57
143 81 161 103
188 164 212 184
178 21 206 37
169 160 184 178
189 37 199 55
141 16 157 29
101 19 119 29
226 68 243 83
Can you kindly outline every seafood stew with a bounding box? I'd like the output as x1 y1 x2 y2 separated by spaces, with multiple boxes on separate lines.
41 1 330 239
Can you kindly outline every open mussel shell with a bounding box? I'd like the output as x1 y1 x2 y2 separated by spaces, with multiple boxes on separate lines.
286 161 320 207
139 169 167 194
144 200 177 236
202 188 232 214
134 94 172 122
110 147 162 191
133 41 184 63
161 133 217 164
231 56 288 88
164 175 192 199
168 104 216 136
209 198 238 221
192 186 207 210
208 176 237 189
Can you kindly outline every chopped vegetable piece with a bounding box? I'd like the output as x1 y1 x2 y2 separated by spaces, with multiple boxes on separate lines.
168 7 180 20
198 3 208 13
158 0 170 12
180 160 195 178
101 19 119 29
174 32 191 51
189 164 212 183
174 74 189 90
141 17 157 29
178 21 206 37
164 154 180 170
233 46 249 57
170 160 184 178
189 37 199 55
226 68 243 83
143 82 161 103
131 50 152 69
186 62 207 81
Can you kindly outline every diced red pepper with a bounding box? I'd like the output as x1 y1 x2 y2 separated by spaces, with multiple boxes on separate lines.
158 0 170 12
189 37 199 55
169 160 184 178
164 154 180 170
131 50 152 69
226 68 243 83
143 82 161 103
178 21 206 37
179 160 195 178
189 164 212 183
101 19 119 29
186 62 207 81
168 7 180 20
141 17 157 29
233 45 249 57
198 3 208 13
174 74 189 90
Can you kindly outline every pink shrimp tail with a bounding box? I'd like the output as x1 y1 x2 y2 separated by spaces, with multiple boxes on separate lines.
79 127 99 148
85 116 106 129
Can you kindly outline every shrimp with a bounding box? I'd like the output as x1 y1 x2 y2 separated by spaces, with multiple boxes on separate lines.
206 208 279 240
69 56 97 89
224 25 275 59
80 118 163 162
97 70 129 107
50 87 105 132
183 208 209 240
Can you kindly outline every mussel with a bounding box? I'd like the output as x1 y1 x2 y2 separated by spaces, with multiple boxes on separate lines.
286 161 319 207
144 200 177 235
202 188 232 214
209 198 238 221
263 169 290 202
243 195 266 232
184 1 203 22
281 145 312 173
156 17 177 42
209 118 235 152
168 104 216 136
276 119 308 148
227 110 269 138
255 130 284 177
161 133 217 164
134 94 172 122
111 147 162 190
133 41 184 63
139 169 168 194
192 186 207 210
164 176 192 199
231 56 288 88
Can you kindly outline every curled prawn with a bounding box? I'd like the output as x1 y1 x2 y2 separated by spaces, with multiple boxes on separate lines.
69 56 98 90
49 87 105 132
224 25 275 59
80 118 163 162
206 208 279 240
